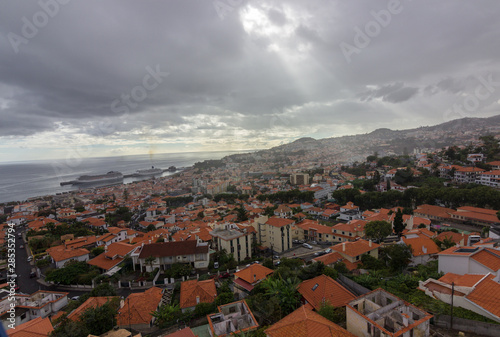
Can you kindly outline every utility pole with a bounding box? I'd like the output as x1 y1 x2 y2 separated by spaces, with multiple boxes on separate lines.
450 282 454 330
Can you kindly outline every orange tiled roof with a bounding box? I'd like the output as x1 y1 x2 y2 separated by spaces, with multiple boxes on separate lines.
438 273 486 287
234 264 273 285
435 231 467 244
402 236 440 257
46 245 89 262
297 275 356 310
414 204 454 219
179 279 217 309
164 327 197 337
265 305 356 337
7 316 53 337
466 275 500 319
471 249 500 272
330 239 380 258
117 287 163 326
312 252 344 266
67 296 118 321
266 217 294 228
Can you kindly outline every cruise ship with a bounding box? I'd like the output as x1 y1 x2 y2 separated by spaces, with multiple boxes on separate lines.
135 166 163 176
67 171 123 185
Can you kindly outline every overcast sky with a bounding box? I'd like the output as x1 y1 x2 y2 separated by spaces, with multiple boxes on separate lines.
1 0 499 163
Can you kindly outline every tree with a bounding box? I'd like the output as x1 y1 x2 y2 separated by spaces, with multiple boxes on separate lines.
261 277 301 317
215 292 234 306
152 303 181 328
497 210 500 221
380 244 413 272
364 221 392 243
236 206 248 222
146 224 156 232
50 319 89 337
393 209 405 237
79 302 117 336
317 304 346 324
145 255 156 272
91 247 105 257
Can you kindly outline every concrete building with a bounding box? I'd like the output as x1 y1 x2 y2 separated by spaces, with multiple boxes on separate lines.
252 216 293 253
210 223 253 262
346 289 432 337
290 173 310 185
207 300 259 337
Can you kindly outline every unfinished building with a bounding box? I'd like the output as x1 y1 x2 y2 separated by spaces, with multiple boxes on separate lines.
346 289 432 337
207 300 258 337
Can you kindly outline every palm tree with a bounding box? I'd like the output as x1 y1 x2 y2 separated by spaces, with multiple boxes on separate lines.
145 255 156 272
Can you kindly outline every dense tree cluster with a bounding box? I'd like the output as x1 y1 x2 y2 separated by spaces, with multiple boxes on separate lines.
257 189 314 203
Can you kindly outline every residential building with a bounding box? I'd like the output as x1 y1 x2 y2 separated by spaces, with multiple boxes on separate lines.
331 220 366 243
339 202 361 221
290 173 309 185
136 240 210 272
437 246 500 277
0 291 68 330
180 279 217 313
330 240 380 270
210 223 253 262
413 204 454 223
453 166 485 184
266 305 356 337
419 273 500 323
297 275 356 311
296 220 335 243
450 206 500 227
274 205 292 218
252 216 293 253
207 300 259 337
67 296 118 321
46 246 90 268
164 327 197 337
401 236 440 266
87 242 140 273
117 287 163 332
476 170 500 188
6 317 53 337
346 289 433 337
234 264 273 298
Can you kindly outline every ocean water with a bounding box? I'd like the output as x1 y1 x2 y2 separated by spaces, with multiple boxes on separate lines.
0 150 241 204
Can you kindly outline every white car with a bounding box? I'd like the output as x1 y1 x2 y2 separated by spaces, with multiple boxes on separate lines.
324 248 332 254
27 256 33 262
302 243 313 249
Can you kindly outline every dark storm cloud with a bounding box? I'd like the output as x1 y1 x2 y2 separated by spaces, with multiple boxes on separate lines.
0 0 499 148
357 82 419 103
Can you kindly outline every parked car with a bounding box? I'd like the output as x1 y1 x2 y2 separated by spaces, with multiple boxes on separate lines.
310 241 317 245
27 256 33 262
303 243 313 249
213 262 219 269
219 272 230 279
19 245 24 249
324 248 332 254
313 251 325 257
273 255 280 260
29 272 36 278
71 296 80 301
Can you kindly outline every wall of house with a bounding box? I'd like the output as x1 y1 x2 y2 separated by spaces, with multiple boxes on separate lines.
469 260 497 276
56 254 89 268
438 255 470 275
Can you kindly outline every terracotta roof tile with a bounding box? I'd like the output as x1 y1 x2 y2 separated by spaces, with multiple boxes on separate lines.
471 249 500 271
266 305 356 337
297 275 356 310
67 296 118 321
46 245 89 262
117 287 162 326
330 239 380 258
438 273 486 287
7 316 53 337
266 217 294 228
234 264 273 285
466 276 500 319
180 279 217 309
402 237 440 257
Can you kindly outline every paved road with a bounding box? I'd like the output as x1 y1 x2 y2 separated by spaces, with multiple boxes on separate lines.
14 227 44 294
